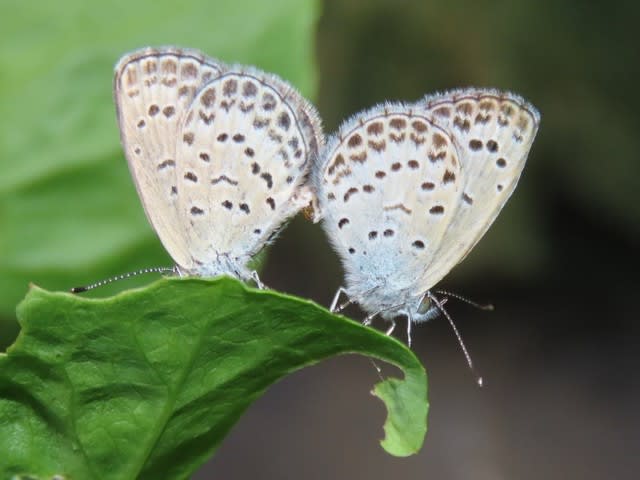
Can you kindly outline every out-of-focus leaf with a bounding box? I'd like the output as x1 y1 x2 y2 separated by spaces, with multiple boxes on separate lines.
0 0 320 321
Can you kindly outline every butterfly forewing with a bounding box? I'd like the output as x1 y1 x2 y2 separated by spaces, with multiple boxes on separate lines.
175 69 322 266
416 89 540 289
317 106 461 302
114 48 224 271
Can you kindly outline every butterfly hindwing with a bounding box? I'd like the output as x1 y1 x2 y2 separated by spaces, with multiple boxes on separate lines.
175 68 323 268
315 104 461 307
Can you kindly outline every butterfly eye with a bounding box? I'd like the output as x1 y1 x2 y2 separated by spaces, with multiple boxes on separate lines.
417 296 431 315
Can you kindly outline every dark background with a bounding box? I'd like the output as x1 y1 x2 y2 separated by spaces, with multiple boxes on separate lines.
204 1 639 479
1 0 638 478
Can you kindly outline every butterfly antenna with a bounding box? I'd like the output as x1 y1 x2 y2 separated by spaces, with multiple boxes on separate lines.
369 358 384 379
428 291 484 387
434 289 494 311
70 267 176 293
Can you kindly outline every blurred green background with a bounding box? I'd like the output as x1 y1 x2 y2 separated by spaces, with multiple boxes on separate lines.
1 0 637 478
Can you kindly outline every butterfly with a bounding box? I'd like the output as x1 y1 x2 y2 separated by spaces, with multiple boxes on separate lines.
114 46 323 284
312 88 540 348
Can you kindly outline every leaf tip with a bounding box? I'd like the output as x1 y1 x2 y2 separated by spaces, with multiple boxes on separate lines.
370 372 428 457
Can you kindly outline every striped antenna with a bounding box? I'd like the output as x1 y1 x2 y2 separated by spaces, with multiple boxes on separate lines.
71 267 176 293
434 289 495 311
428 291 484 387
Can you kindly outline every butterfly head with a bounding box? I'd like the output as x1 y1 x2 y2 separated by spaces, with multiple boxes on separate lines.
409 291 445 324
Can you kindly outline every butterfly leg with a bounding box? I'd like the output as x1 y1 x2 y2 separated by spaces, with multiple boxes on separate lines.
365 303 403 333
174 265 186 278
363 312 395 336
384 318 397 336
406 311 414 348
250 270 266 290
330 286 350 312
334 285 381 313
363 312 375 326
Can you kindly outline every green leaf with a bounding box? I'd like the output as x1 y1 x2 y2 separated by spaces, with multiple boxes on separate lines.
0 0 320 321
0 278 428 479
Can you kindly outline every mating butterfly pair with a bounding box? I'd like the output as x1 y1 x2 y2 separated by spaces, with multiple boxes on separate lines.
110 46 540 346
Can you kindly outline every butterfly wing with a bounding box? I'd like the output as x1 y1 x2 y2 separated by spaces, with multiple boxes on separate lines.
416 89 540 289
114 47 224 271
174 68 322 271
314 104 461 305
